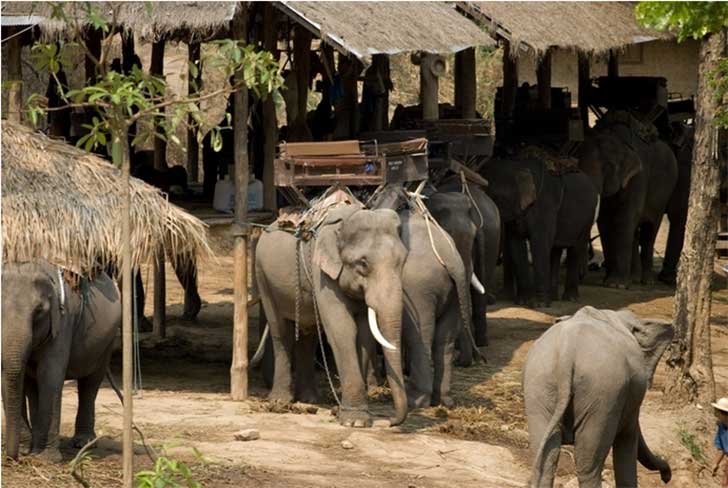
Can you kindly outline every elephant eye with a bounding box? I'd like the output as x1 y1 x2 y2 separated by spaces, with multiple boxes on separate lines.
355 258 369 275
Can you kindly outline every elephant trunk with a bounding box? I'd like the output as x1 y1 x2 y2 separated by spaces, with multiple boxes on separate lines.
366 285 407 426
2 323 31 460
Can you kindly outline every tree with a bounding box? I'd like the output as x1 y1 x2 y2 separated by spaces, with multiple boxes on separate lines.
25 3 282 485
636 2 728 405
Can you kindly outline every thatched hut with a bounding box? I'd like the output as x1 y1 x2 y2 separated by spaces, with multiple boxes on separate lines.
1 121 213 274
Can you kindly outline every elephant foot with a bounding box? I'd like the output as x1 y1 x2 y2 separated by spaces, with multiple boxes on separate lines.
268 387 294 405
295 387 320 405
71 433 97 449
474 327 489 348
338 407 373 428
529 299 551 309
32 447 63 463
657 270 676 286
485 292 497 306
562 290 580 302
433 395 454 408
455 349 473 368
407 388 432 409
603 276 629 289
182 292 202 320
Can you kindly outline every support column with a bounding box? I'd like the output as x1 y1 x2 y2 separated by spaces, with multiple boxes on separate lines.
608 49 619 78
291 25 312 141
334 54 361 139
150 38 167 337
122 32 136 72
501 41 518 120
454 47 477 119
373 54 390 130
6 28 22 123
536 49 552 110
230 5 250 400
85 27 102 84
419 53 441 121
578 52 591 132
262 4 278 211
187 42 201 183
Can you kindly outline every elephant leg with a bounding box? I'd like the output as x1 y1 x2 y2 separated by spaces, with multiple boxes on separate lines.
563 243 585 302
526 405 561 488
604 213 635 289
22 376 38 450
639 221 658 285
294 333 318 404
404 301 436 409
596 217 613 276
573 415 620 488
612 424 639 488
73 347 113 448
509 237 532 305
31 360 66 460
502 228 515 301
432 303 459 408
549 248 562 302
472 232 489 346
269 319 295 404
355 313 379 392
529 235 553 308
660 213 686 285
630 228 642 283
174 256 201 320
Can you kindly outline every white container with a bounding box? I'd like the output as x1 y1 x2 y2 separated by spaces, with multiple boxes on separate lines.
213 177 235 213
248 177 263 211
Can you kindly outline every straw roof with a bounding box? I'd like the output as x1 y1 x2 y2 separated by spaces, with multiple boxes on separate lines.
275 2 494 65
2 122 213 274
457 1 673 58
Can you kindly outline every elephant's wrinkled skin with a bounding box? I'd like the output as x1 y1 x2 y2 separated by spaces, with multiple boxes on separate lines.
255 204 408 426
482 159 598 306
2 261 121 461
523 306 672 488
435 177 501 348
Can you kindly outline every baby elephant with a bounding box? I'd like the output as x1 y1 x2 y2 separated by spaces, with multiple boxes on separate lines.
523 306 672 488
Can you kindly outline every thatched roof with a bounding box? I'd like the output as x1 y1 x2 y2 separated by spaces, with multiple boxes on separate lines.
2 122 213 274
276 2 494 65
457 1 673 58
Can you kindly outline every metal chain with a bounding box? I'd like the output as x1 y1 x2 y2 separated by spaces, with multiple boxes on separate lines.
294 237 302 342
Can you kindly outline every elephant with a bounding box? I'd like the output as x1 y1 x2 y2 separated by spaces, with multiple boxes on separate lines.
579 113 678 288
370 185 473 407
1 261 121 461
659 123 694 285
435 176 501 348
481 158 598 306
255 202 409 426
523 306 672 488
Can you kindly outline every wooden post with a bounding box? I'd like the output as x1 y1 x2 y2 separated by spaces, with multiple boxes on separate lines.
608 49 619 78
150 39 167 336
454 47 477 119
187 42 201 183
6 28 22 123
262 4 278 211
420 53 440 121
501 41 518 119
230 6 250 401
122 32 136 72
371 54 390 131
291 24 312 140
536 49 552 110
334 54 360 139
85 27 102 84
578 52 590 131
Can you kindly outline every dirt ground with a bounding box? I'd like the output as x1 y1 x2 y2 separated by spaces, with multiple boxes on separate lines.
4 220 728 487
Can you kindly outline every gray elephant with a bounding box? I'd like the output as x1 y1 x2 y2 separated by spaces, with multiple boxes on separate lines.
523 306 672 487
2 261 121 461
255 203 408 426
579 113 678 288
482 158 598 306
435 176 501 348
371 186 473 407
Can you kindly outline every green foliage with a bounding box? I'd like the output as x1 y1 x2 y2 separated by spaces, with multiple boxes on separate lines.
635 2 728 42
26 1 284 164
135 446 208 488
677 427 706 464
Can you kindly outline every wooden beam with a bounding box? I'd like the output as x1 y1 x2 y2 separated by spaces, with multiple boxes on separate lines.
6 28 22 123
501 41 518 120
187 42 201 183
230 5 251 401
262 4 278 211
454 47 476 119
578 52 590 132
536 49 552 110
608 49 619 78
420 53 440 121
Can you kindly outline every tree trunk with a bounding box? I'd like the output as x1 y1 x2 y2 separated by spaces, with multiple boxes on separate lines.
664 30 726 406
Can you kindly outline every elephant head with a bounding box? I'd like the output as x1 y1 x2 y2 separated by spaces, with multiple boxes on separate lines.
579 133 642 197
1 261 63 459
481 162 538 222
313 204 409 424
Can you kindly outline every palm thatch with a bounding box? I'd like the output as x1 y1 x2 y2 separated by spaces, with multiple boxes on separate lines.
2 122 213 275
458 1 673 58
277 2 494 65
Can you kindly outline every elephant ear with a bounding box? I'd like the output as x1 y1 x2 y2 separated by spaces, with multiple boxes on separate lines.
313 204 362 280
619 146 643 189
514 169 537 211
617 310 674 384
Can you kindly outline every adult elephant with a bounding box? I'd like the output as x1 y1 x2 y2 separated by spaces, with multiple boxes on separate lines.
2 261 121 461
659 123 694 285
579 112 678 288
255 203 408 426
482 159 598 306
435 177 501 347
523 306 672 487
371 186 473 406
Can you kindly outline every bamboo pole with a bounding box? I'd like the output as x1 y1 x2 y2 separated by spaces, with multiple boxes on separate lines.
7 28 22 123
230 6 250 400
455 47 476 119
187 42 201 183
536 49 552 110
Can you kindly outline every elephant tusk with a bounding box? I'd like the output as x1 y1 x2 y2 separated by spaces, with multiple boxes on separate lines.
471 273 486 295
368 308 397 351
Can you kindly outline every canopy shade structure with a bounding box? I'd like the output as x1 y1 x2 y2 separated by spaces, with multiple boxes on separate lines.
275 1 495 65
2 122 213 274
457 1 673 57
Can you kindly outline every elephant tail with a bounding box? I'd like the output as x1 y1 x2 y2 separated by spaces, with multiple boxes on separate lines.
250 323 269 368
530 336 574 488
106 366 124 404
